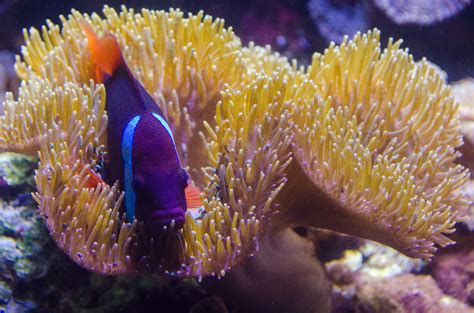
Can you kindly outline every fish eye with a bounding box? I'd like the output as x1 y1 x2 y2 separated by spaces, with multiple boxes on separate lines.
180 168 189 188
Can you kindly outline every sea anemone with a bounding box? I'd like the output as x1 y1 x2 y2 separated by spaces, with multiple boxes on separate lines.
1 6 295 277
0 6 470 279
276 30 469 258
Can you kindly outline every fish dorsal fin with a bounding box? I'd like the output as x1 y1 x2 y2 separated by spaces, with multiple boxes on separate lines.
81 21 123 83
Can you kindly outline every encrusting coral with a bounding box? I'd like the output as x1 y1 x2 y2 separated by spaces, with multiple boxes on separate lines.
307 0 369 44
373 0 472 25
0 6 470 279
325 241 473 312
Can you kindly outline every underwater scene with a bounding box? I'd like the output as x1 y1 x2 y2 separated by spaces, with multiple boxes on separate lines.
0 0 473 312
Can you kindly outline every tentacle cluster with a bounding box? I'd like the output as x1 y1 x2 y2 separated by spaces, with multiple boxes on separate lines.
190 68 301 278
283 30 469 258
0 7 470 278
2 6 297 277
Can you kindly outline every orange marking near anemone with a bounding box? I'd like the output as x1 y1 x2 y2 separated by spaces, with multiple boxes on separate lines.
67 158 106 189
83 166 106 188
185 184 202 208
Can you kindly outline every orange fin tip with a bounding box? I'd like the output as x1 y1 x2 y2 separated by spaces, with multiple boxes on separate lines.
80 20 123 82
84 167 106 189
67 157 106 189
185 184 203 209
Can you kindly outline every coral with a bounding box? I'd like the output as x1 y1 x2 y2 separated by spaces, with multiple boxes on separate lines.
0 153 36 187
325 241 423 283
238 3 313 65
0 51 19 113
276 29 470 259
0 163 53 312
357 243 424 278
373 0 472 25
0 153 36 202
307 0 369 44
432 248 474 305
325 245 473 312
355 274 471 313
0 5 470 280
454 78 474 121
0 202 51 283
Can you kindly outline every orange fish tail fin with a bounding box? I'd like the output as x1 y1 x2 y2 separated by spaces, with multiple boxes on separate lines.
185 184 203 209
80 21 123 83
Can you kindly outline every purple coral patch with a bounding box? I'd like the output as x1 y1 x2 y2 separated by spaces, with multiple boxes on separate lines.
307 0 369 43
373 0 472 25
432 249 474 305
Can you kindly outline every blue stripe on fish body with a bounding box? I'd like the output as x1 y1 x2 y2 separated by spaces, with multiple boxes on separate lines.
151 112 176 148
151 112 180 165
122 115 141 222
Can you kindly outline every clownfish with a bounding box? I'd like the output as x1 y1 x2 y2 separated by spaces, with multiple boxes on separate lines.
81 22 201 236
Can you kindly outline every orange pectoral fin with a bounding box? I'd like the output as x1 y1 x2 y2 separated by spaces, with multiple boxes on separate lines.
80 20 123 82
67 157 106 189
84 167 106 189
185 184 203 209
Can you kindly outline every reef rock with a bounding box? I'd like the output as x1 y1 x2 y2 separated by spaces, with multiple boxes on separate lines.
325 241 473 312
355 274 472 313
0 192 52 311
432 247 474 306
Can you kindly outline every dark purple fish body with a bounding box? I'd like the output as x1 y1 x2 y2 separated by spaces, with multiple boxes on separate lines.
103 64 157 184
101 54 188 236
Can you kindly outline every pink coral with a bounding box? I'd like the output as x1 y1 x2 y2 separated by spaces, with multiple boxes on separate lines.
432 248 474 305
373 0 472 25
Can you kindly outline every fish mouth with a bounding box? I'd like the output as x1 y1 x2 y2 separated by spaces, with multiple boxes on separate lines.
149 207 186 231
